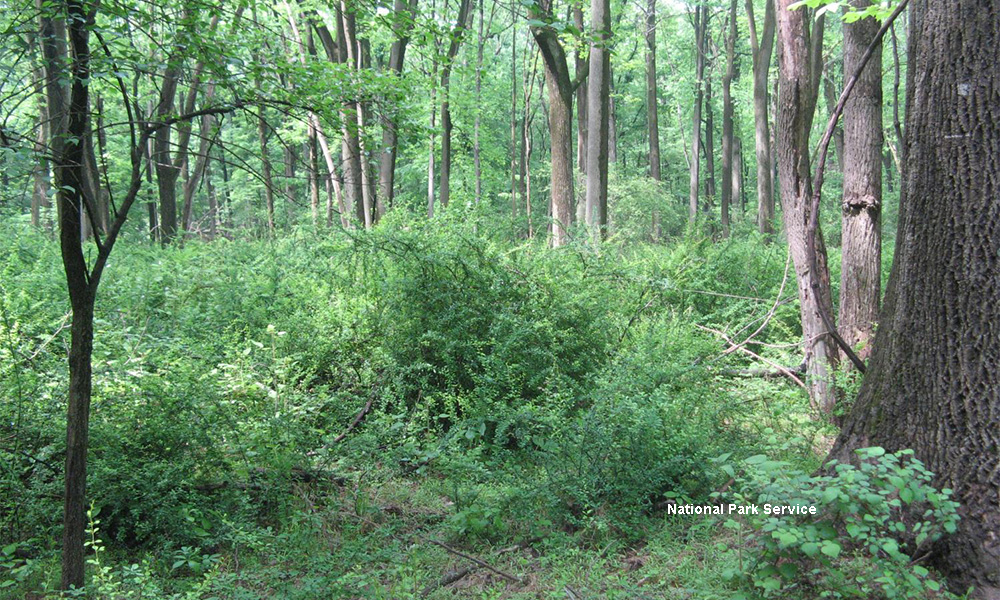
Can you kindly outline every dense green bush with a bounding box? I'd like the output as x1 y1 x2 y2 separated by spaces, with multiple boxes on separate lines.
716 448 961 599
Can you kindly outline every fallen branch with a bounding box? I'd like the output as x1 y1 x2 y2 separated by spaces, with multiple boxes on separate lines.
421 566 478 597
721 362 806 378
331 396 375 444
696 323 808 390
428 540 524 584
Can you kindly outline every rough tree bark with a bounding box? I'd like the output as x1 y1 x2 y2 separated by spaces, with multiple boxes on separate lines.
830 1 999 595
774 0 838 414
746 0 775 234
838 0 882 363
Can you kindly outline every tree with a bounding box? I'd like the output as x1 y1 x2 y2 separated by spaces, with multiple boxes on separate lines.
830 0 999 593
438 0 475 210
745 0 775 234
36 1 243 585
645 0 660 183
720 0 738 237
688 3 708 223
837 0 882 361
378 0 418 212
774 0 838 413
528 0 576 247
585 0 611 241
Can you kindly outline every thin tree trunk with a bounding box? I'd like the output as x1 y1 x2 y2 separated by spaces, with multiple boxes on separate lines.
256 104 276 233
473 0 488 204
720 0 737 237
822 63 845 171
181 84 217 233
309 122 320 226
32 74 51 229
305 18 351 228
378 0 418 213
704 71 716 210
205 160 217 239
332 3 365 226
646 0 660 182
608 81 618 166
510 13 519 220
838 0 882 363
439 0 475 210
746 0 775 234
689 4 707 222
57 2 94 587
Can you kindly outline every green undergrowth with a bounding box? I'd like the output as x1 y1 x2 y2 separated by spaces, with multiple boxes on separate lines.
1 216 951 599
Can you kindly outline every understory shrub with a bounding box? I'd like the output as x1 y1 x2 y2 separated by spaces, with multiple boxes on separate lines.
716 447 961 599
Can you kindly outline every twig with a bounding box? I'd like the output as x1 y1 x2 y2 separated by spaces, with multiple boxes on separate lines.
723 248 792 355
696 323 808 390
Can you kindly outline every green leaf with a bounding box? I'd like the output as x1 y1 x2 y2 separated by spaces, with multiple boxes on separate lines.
821 541 841 558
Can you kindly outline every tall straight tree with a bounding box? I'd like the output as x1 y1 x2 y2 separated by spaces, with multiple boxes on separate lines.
378 0 418 212
645 0 660 182
529 0 576 247
774 0 838 413
746 0 775 234
837 0 882 362
585 0 611 241
830 0 999 593
646 0 661 239
438 0 475 209
720 0 738 237
688 3 708 222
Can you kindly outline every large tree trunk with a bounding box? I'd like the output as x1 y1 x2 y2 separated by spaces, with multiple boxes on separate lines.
378 0 418 212
529 1 574 247
689 5 707 223
830 1 999 595
837 0 882 363
775 0 838 414
584 0 610 242
746 0 775 235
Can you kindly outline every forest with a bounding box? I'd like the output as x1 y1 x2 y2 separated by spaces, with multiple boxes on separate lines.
0 0 997 597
